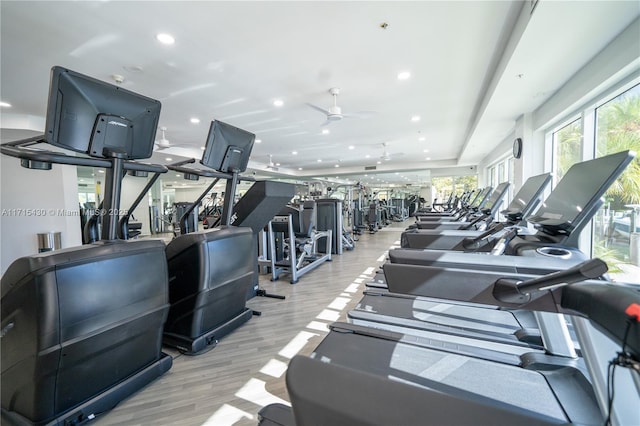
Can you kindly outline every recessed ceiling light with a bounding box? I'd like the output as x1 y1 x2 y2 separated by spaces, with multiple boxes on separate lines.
419 137 426 141
276 163 281 166
397 71 411 80
98 170 105 173
166 158 172 161
156 33 175 45
365 154 371 158
322 129 330 135
273 99 284 107
411 115 421 122
176 174 181 177
255 139 262 144
0 101 11 108
201 146 205 150
298 167 303 171
377 161 382 164
348 145 355 150
423 149 429 153
395 172 399 175
190 118 200 124
317 159 322 163
292 151 298 155
334 164 339 168
425 157 431 160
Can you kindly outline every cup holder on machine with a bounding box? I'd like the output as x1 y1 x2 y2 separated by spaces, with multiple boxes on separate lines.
535 246 573 259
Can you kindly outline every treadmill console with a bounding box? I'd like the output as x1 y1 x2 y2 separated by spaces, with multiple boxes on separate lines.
527 151 635 239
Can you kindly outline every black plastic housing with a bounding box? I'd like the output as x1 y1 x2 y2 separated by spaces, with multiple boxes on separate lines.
1 239 170 424
164 227 255 351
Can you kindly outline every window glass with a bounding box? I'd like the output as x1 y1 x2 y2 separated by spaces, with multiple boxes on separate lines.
552 118 583 186
592 84 640 283
431 177 454 205
454 175 478 193
431 176 477 206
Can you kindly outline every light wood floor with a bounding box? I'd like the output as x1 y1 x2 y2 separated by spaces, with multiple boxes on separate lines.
93 221 408 426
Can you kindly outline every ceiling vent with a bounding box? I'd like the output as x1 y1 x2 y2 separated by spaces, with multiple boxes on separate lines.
364 165 377 171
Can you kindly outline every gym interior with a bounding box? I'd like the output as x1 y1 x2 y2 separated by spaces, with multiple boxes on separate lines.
1 2 639 426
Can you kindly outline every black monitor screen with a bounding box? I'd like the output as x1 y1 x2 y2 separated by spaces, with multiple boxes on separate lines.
483 182 510 210
200 120 255 173
527 151 634 232
502 173 552 216
45 66 161 160
472 187 492 208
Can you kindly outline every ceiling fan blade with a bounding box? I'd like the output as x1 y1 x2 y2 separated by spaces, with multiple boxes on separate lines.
343 111 377 119
306 103 331 115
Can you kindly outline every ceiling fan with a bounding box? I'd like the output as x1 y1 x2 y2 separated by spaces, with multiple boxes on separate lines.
154 127 191 151
306 87 376 126
380 142 404 161
266 154 279 171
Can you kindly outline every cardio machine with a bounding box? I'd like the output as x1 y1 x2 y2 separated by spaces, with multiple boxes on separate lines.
1 66 172 426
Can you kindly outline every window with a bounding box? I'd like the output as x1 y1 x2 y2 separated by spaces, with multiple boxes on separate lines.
592 84 640 282
431 175 478 206
551 118 583 186
546 82 639 284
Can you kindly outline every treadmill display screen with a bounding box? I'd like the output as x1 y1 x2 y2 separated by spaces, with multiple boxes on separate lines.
482 182 509 210
502 173 551 217
471 187 492 208
527 151 634 234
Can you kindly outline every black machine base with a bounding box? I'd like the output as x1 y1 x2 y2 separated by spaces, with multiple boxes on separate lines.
163 308 253 355
1 353 172 426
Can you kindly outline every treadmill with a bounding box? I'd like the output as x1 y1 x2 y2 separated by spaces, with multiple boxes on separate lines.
411 182 511 231
383 150 635 276
414 187 493 223
356 152 633 351
259 271 640 425
400 174 550 250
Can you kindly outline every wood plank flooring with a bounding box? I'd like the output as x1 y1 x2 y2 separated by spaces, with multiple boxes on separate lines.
93 221 407 426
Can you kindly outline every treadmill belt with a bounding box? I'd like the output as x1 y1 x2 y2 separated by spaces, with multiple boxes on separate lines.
313 328 588 423
356 294 522 333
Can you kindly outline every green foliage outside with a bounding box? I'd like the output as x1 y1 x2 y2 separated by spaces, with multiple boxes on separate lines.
592 85 640 273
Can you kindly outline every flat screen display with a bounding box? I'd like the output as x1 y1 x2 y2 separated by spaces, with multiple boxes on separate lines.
200 120 255 173
527 151 634 233
45 66 161 160
502 173 552 217
482 182 510 210
472 187 492 208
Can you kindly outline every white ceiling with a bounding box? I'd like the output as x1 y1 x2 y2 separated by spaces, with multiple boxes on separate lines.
1 1 638 187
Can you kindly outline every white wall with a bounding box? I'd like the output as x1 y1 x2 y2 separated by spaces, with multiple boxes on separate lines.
477 18 640 194
1 145 83 274
533 18 640 132
121 175 153 236
173 187 210 203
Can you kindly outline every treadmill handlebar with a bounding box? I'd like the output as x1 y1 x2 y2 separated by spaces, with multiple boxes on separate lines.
492 258 608 305
460 212 489 230
461 223 505 250
490 226 519 256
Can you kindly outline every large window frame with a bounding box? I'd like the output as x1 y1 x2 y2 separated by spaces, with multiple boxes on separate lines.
544 77 640 283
